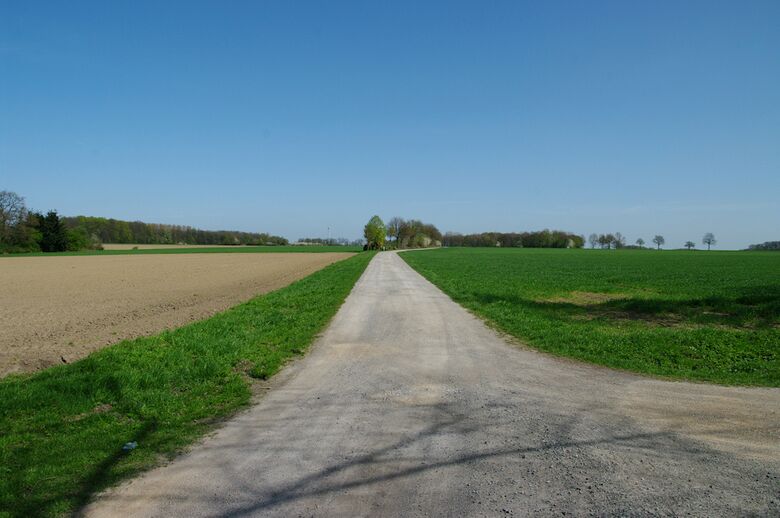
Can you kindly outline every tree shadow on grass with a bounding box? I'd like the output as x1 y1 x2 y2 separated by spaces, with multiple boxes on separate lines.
73 420 158 511
470 285 780 330
8 420 157 518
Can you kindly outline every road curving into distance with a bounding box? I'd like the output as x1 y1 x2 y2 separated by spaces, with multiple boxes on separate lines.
85 251 780 517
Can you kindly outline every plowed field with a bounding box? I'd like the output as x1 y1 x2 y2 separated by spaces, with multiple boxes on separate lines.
0 252 353 376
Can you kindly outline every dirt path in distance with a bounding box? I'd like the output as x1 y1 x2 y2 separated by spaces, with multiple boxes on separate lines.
101 244 236 250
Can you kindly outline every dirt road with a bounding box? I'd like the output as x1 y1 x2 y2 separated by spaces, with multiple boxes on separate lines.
0 252 351 376
85 252 780 516
101 244 234 250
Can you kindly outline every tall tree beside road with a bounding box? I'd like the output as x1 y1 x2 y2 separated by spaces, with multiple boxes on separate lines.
363 215 387 250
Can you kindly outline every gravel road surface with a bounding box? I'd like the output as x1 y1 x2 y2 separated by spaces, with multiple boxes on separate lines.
84 252 780 517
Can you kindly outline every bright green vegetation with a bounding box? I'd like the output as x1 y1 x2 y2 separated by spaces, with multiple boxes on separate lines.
2 245 361 258
403 248 779 386
0 252 373 517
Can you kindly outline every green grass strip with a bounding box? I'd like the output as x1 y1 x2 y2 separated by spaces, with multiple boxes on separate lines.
0 252 374 517
2 245 362 258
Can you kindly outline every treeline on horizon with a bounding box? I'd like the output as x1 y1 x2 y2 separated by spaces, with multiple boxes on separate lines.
748 241 780 251
297 237 364 247
442 230 585 248
0 190 289 253
362 216 444 250
63 216 289 246
386 217 444 248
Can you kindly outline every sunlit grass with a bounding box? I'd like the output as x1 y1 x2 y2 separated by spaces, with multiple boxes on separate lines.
403 248 779 386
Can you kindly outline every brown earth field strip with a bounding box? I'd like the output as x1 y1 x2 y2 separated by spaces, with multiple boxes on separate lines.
0 252 353 377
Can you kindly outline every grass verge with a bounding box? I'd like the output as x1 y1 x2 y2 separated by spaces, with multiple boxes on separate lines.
0 252 374 517
2 245 361 258
402 248 779 386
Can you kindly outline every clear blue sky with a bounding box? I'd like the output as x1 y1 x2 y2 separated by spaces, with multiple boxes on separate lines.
2 1 778 249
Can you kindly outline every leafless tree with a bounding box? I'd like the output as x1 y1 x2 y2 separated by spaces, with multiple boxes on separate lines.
0 191 28 243
386 217 404 246
702 233 716 251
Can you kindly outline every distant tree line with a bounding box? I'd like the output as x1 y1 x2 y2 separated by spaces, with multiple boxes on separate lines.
587 232 716 250
297 237 363 246
361 216 443 250
0 190 288 253
386 217 443 248
62 215 289 246
588 233 628 249
444 230 584 248
748 241 780 251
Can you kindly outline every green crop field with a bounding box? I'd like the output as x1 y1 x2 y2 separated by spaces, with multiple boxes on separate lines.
402 248 779 386
1 245 362 258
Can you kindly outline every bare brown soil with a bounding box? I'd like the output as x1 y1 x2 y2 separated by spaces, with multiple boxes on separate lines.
0 252 352 377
